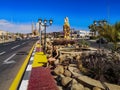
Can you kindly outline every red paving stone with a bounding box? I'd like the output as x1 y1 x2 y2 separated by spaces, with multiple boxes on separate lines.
27 67 58 90
36 47 43 52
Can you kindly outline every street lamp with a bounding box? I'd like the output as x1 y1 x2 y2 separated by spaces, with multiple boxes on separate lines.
38 18 53 54
94 20 107 49
70 28 74 40
38 19 42 47
2 33 4 43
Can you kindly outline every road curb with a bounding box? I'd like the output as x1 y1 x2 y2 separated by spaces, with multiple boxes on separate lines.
9 44 35 90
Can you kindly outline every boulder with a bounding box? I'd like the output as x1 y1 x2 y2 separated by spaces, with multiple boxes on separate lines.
93 87 102 90
104 82 120 90
76 55 81 61
57 86 63 90
69 56 73 60
61 77 72 86
54 65 64 75
68 66 82 77
69 64 77 67
71 83 84 90
71 79 78 85
64 70 72 77
59 74 65 78
84 87 91 90
59 55 66 63
54 59 59 65
77 76 105 89
64 66 68 70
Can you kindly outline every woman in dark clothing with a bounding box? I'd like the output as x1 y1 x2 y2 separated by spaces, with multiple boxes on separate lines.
48 46 59 66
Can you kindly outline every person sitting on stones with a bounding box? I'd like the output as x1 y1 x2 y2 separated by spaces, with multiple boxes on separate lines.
47 45 59 67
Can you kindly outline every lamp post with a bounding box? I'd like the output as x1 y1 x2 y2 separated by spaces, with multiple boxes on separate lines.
2 33 4 43
38 19 53 54
38 19 42 47
70 28 74 40
94 20 107 49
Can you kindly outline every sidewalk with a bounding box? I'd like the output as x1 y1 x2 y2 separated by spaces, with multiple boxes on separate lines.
0 39 14 44
9 42 58 90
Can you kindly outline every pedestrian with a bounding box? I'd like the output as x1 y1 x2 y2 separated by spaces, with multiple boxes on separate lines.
47 45 59 67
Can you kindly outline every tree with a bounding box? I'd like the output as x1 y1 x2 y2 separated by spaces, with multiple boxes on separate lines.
100 23 120 49
89 20 120 49
89 24 97 36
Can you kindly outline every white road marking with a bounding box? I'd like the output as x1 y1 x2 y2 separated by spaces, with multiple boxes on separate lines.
19 80 28 90
0 51 6 55
26 65 32 71
11 45 20 49
32 52 35 56
3 54 16 64
4 43 10 45
30 57 34 61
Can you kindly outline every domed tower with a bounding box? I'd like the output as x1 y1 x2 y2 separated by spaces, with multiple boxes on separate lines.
63 17 70 39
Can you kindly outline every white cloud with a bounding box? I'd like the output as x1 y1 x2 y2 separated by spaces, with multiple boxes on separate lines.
0 19 63 33
0 19 88 34
0 19 32 33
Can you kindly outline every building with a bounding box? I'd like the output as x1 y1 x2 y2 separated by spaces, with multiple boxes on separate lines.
77 30 90 38
0 30 7 35
0 30 7 40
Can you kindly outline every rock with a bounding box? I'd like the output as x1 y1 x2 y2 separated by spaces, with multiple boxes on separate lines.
69 56 73 60
59 55 66 63
54 59 59 65
71 83 84 90
104 82 120 90
84 87 91 90
68 66 82 77
73 68 80 73
54 65 64 75
93 87 101 90
71 79 78 85
62 59 70 66
61 77 72 86
66 54 70 57
64 66 68 70
76 55 81 61
77 76 105 89
78 64 88 73
64 70 72 77
71 53 76 57
59 74 65 78
69 64 77 67
57 86 63 90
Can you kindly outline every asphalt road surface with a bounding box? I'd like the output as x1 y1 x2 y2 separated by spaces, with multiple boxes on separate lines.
0 38 38 90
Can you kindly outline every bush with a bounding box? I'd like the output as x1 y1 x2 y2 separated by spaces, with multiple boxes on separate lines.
81 50 120 85
52 39 76 45
77 39 90 47
89 36 98 40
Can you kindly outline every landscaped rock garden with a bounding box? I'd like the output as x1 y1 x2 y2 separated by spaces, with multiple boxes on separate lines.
46 39 120 90
50 50 120 90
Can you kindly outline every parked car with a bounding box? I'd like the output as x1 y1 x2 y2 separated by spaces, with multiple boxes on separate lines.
15 38 21 41
96 38 108 44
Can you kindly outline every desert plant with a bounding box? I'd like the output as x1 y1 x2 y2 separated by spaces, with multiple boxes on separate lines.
81 50 120 85
53 39 76 45
77 39 90 47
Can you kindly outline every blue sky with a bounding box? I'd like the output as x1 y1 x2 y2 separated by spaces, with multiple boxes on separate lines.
0 0 120 33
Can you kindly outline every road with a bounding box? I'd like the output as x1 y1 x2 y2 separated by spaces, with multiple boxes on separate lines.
0 38 38 90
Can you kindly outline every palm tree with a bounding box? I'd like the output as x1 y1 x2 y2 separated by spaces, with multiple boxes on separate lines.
114 22 120 32
88 24 97 36
100 23 120 49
